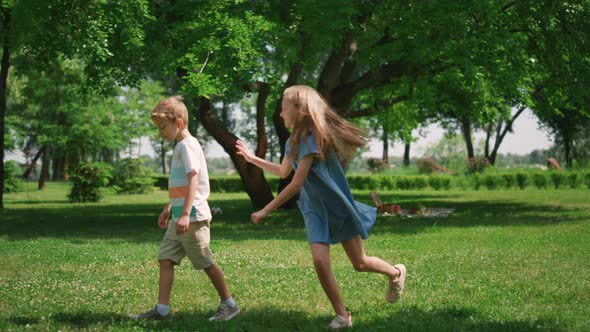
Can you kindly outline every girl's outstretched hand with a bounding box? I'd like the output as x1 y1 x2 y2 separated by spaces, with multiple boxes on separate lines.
235 140 254 163
251 209 269 224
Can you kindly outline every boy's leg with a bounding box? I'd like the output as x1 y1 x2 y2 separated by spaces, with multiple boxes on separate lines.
204 264 231 301
310 243 348 317
206 264 240 321
158 259 175 305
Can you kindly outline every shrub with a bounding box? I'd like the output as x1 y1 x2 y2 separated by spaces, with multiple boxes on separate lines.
411 176 429 190
566 172 580 188
471 174 481 190
547 157 563 172
428 176 443 190
550 172 564 189
417 158 446 174
584 172 590 189
515 172 528 189
441 176 452 190
483 174 499 190
428 175 452 190
3 160 24 193
502 174 516 189
467 157 490 173
69 162 113 202
367 158 387 173
396 177 412 190
380 176 396 190
111 158 155 194
532 173 548 189
153 174 168 190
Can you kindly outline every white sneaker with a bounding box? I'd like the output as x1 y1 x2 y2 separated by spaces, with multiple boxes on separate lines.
328 312 352 329
387 264 407 303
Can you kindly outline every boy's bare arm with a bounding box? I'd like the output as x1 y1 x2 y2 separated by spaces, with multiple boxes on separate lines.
158 202 172 229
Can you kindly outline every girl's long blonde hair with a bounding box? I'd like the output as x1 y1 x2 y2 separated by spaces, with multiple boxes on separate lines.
285 85 368 163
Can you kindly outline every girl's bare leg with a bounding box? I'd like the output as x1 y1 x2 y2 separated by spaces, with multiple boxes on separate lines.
340 235 400 281
310 243 348 317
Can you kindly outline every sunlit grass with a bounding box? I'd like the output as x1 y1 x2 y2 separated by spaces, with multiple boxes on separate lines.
1 183 589 331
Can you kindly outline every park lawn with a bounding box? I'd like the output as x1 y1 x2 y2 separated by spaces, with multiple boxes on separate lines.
0 182 589 331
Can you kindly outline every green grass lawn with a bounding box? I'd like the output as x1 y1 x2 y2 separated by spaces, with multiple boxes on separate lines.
1 182 589 331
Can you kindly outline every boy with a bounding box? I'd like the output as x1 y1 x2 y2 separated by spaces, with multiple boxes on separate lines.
131 96 240 321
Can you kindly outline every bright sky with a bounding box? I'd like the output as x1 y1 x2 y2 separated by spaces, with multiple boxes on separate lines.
5 108 552 162
206 108 552 158
366 108 553 158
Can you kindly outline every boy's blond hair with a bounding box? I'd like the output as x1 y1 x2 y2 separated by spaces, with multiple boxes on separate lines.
151 96 189 128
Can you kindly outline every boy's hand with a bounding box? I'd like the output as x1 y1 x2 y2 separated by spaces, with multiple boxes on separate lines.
251 209 269 224
236 140 254 163
158 209 170 229
176 215 190 235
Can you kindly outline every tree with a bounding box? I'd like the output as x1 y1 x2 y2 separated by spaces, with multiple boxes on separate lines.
1 0 150 207
524 0 590 167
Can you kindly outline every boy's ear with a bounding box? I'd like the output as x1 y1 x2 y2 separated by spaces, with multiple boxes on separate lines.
176 117 185 128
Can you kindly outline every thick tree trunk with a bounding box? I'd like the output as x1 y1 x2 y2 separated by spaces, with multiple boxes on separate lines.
63 154 69 181
52 154 63 180
460 116 475 159
38 146 50 190
196 96 274 209
403 142 411 167
0 8 10 208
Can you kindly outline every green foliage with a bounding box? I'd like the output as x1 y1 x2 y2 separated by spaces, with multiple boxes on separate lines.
483 174 499 190
501 174 516 189
471 174 481 190
516 172 528 189
153 174 168 191
468 157 491 174
111 158 155 194
428 176 444 190
550 172 565 189
584 172 590 189
566 172 580 188
2 161 24 193
68 162 113 202
532 173 549 189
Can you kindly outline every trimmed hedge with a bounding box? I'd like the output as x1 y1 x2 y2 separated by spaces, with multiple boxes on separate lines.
151 172 589 193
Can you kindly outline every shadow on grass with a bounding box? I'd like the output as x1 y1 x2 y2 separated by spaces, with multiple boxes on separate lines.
356 305 562 331
0 191 586 242
7 306 563 331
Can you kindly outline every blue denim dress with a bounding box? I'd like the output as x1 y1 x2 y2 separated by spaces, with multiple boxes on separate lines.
286 134 377 244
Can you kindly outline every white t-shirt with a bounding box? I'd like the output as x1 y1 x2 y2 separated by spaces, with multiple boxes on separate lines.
168 136 212 222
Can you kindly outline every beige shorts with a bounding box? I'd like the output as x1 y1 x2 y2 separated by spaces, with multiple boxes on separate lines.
158 218 214 270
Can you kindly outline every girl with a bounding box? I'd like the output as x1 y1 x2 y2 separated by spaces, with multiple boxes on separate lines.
236 85 406 329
